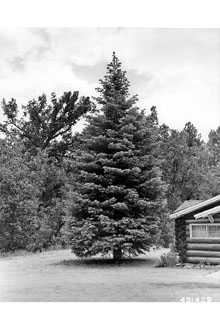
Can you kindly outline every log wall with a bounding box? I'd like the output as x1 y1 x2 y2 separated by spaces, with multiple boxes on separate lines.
186 257 220 265
183 218 220 264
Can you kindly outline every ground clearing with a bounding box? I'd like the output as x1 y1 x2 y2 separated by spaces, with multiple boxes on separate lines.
1 248 220 302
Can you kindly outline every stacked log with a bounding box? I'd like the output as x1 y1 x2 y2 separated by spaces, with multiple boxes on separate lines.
186 257 220 265
185 218 220 264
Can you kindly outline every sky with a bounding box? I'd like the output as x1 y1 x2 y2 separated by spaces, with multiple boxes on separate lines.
0 28 219 140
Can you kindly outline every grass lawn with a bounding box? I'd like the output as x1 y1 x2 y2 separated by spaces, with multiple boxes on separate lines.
1 247 220 302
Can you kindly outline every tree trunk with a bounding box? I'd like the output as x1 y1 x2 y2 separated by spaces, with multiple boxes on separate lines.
113 247 122 261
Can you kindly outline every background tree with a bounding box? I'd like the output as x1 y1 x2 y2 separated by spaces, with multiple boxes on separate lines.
0 91 92 157
196 127 220 199
0 136 70 252
207 127 220 167
0 138 40 252
67 53 166 261
141 108 174 247
0 91 92 252
159 122 204 211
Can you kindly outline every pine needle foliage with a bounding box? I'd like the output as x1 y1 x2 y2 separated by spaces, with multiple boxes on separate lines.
68 53 166 260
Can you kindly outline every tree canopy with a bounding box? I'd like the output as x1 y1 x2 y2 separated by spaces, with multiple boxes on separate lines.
67 53 166 260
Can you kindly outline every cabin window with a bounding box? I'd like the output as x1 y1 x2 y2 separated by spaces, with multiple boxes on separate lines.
208 225 220 238
190 224 220 239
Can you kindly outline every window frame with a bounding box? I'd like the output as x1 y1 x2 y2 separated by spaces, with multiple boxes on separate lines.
190 223 220 239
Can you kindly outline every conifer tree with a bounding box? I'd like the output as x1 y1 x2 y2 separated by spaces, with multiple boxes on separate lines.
67 53 166 261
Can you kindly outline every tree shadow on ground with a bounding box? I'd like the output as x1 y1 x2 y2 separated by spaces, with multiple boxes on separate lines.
54 257 158 268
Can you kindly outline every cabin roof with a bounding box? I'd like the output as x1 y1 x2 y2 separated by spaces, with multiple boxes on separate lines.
174 200 202 213
195 205 220 219
170 194 220 220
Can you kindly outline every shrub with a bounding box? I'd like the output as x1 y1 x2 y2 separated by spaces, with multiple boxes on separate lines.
198 259 211 268
156 251 179 267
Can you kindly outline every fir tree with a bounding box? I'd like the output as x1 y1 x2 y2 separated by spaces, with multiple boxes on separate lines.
67 53 166 261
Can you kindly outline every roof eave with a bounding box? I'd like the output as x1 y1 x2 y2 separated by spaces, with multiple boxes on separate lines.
194 205 220 219
170 194 220 220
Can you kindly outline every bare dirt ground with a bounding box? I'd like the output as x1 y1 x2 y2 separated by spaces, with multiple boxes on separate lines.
1 248 220 302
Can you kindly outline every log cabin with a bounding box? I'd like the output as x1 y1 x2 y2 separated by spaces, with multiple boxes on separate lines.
170 194 220 264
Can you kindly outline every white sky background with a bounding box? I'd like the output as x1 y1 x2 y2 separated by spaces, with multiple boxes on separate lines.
0 28 219 140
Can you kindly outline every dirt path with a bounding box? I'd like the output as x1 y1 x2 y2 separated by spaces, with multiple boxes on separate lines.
1 248 220 302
